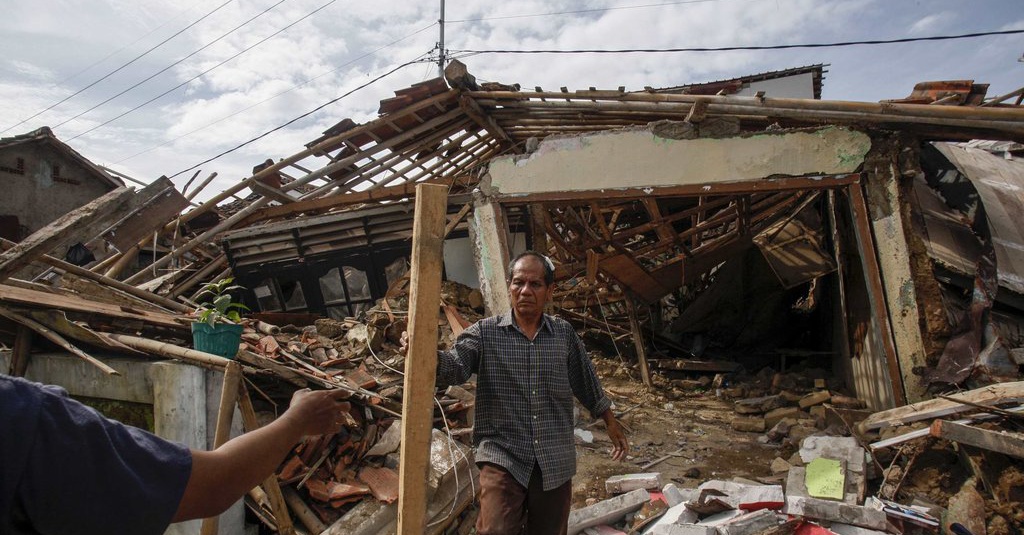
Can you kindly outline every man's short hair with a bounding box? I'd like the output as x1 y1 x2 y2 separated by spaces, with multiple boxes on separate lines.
508 251 555 286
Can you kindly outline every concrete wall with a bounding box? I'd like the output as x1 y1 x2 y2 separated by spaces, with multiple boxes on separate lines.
484 126 871 196
0 143 115 237
1 352 246 535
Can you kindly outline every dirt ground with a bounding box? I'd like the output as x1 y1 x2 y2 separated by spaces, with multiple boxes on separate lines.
570 355 781 507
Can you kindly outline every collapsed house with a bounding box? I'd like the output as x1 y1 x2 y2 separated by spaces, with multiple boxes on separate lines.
2 62 1023 534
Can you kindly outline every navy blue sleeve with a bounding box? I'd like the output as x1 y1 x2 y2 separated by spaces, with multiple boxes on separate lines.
14 382 193 535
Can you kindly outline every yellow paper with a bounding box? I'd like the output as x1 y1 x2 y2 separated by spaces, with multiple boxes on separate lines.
805 457 845 500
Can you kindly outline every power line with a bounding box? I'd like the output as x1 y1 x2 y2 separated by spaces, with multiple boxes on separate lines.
168 56 427 179
66 0 339 142
450 28 1024 55
0 0 233 135
446 0 724 23
54 1 204 88
53 0 287 131
116 22 438 164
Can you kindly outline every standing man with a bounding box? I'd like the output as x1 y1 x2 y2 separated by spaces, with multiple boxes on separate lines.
436 251 629 535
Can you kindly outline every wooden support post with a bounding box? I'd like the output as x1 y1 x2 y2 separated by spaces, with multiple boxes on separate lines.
624 297 653 388
9 325 33 376
236 382 296 535
847 182 907 407
0 186 133 284
397 184 448 535
200 360 242 535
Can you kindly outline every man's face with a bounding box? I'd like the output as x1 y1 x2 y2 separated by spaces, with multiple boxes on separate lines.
509 256 552 319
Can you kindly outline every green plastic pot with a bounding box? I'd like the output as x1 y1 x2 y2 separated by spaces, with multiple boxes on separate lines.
191 322 244 359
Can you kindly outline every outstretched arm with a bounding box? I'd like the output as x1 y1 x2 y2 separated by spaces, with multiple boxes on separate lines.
172 387 350 521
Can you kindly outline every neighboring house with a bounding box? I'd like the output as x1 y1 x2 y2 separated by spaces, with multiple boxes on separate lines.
0 127 124 241
651 64 826 99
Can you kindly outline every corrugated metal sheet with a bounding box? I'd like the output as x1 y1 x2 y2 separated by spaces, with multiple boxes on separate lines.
934 142 1024 295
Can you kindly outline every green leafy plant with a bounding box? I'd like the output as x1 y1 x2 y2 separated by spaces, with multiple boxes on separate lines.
194 277 249 327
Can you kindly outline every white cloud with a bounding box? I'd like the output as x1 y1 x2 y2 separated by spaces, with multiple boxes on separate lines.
908 12 956 35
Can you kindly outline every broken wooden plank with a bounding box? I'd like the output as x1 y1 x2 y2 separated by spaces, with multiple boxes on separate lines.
930 420 1024 459
869 405 1024 450
0 283 184 330
102 178 190 251
397 183 447 535
861 381 1024 431
0 186 132 284
0 238 189 313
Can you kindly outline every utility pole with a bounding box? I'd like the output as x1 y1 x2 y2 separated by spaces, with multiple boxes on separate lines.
437 0 446 77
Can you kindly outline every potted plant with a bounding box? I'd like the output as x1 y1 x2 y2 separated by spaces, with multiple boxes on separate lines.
191 277 249 359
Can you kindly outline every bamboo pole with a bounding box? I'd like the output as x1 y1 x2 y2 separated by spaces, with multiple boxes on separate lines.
123 199 269 285
0 305 120 375
155 90 461 235
106 333 229 371
467 90 1024 122
185 172 219 202
167 254 228 300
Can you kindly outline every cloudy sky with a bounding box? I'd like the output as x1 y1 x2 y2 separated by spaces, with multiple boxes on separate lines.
1 0 1022 202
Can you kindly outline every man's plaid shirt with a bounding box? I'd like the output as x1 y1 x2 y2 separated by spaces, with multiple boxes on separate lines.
437 310 612 491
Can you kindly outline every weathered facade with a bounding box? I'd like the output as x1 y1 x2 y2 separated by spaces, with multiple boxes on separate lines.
0 127 123 241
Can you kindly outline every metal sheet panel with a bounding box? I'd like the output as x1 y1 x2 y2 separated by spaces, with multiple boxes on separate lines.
934 143 1024 295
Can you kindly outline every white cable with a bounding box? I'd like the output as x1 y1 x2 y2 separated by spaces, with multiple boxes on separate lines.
367 338 478 524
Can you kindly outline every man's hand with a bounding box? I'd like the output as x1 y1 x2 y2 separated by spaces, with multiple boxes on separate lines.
601 409 629 462
279 388 352 437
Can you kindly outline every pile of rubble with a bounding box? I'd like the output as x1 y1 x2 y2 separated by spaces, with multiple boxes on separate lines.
567 378 1024 535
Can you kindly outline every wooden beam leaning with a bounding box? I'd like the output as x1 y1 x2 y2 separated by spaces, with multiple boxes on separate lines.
0 186 132 284
200 359 242 535
9 325 33 376
847 182 907 407
624 297 653 387
397 184 448 535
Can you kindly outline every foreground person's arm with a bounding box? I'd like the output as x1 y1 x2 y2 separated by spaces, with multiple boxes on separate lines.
172 387 350 521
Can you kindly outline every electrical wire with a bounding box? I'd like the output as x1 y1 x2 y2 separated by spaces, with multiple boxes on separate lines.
114 22 438 164
53 0 287 131
65 0 339 143
166 55 427 179
0 0 233 135
365 336 477 523
54 1 206 88
447 0 725 23
450 28 1024 55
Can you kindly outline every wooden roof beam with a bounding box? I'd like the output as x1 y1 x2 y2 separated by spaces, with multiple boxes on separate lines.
458 95 520 153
